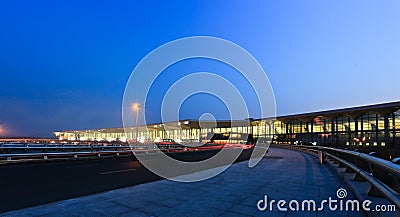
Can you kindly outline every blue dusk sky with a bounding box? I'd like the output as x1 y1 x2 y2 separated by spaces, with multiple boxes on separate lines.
0 0 399 137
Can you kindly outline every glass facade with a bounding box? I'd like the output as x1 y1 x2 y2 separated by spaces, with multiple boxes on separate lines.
54 103 400 148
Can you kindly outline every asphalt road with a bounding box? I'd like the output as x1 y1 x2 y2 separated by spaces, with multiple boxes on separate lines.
0 149 253 213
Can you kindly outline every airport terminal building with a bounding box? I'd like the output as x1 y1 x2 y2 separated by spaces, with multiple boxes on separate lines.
54 101 400 148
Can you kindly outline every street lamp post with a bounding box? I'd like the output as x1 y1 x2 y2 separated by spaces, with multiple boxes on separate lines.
132 103 140 143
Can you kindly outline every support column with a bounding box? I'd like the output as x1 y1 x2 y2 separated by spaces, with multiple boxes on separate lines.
335 119 339 146
355 119 359 146
285 122 289 144
311 121 314 142
375 114 379 147
299 121 303 143
331 119 335 147
360 117 364 147
384 116 390 147
323 119 327 146
392 113 396 148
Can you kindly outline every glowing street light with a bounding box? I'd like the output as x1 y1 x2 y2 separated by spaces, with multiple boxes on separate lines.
0 124 6 137
131 103 141 143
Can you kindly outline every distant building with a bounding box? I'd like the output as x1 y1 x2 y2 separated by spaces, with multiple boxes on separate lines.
54 101 400 148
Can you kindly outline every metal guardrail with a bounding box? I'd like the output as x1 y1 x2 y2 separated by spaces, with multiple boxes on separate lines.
0 144 219 161
0 145 132 150
0 145 157 155
325 152 400 209
0 150 134 161
0 144 165 160
274 144 400 210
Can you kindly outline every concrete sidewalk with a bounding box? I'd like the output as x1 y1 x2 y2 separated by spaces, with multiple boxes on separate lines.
2 148 365 217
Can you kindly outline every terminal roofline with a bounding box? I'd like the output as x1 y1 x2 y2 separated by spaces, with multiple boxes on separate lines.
55 101 400 133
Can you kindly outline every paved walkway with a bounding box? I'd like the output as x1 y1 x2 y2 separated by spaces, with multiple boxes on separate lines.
2 148 365 217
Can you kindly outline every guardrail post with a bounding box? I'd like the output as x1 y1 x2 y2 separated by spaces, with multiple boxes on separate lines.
318 151 325 164
392 174 400 193
368 162 374 176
